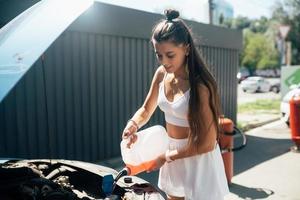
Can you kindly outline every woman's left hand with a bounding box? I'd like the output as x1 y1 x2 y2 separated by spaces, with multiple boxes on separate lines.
147 154 166 172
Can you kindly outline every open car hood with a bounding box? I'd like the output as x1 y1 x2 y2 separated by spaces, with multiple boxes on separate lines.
0 159 165 199
0 0 93 102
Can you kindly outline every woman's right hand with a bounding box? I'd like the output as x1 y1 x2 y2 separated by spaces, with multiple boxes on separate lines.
122 120 138 148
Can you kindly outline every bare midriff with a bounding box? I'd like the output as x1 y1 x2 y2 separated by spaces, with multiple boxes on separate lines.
166 122 189 139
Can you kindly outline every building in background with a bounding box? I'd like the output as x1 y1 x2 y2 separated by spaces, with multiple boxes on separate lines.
205 0 233 25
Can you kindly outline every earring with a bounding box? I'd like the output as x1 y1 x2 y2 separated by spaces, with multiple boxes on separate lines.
185 61 189 76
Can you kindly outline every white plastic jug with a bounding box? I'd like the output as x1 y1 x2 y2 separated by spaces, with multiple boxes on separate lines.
120 125 169 175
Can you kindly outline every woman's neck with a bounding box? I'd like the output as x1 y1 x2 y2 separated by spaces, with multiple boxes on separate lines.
172 67 188 80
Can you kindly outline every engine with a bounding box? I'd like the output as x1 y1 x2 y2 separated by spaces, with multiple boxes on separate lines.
0 159 165 200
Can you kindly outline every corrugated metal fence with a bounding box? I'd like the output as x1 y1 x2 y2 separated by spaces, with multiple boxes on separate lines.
0 2 242 161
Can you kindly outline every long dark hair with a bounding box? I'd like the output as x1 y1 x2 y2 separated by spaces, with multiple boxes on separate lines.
151 9 222 148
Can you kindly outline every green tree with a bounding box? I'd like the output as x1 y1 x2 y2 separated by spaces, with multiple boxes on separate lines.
242 33 263 71
271 0 300 64
223 18 233 28
249 16 269 33
226 1 300 69
271 2 289 23
242 33 280 71
232 16 251 30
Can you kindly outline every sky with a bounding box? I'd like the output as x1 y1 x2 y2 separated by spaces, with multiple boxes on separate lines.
96 0 283 23
226 0 282 18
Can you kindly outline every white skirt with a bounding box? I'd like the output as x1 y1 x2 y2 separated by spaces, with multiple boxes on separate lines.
158 136 229 200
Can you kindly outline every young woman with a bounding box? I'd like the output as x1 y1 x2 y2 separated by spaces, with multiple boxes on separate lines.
122 9 229 200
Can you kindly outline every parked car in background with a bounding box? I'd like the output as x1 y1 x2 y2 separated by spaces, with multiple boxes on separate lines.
280 84 300 126
240 76 271 93
237 68 250 83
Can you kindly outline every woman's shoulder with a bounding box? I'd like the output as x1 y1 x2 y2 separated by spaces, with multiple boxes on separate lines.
153 65 166 84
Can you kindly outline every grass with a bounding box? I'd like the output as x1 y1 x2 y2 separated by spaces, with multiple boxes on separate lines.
237 98 281 131
238 98 281 114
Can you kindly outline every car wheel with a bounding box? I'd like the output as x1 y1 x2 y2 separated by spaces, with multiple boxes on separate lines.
256 87 261 93
285 120 290 127
285 117 290 127
271 86 279 93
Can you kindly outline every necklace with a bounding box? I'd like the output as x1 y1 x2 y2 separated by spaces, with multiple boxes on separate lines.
168 74 189 95
170 78 179 95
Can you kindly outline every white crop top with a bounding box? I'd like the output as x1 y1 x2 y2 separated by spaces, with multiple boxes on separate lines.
157 73 190 127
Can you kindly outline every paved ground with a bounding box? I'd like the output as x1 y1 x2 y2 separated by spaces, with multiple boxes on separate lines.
98 119 300 200
225 120 300 200
237 112 280 129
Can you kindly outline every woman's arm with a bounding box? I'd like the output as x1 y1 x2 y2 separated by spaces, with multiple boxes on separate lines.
168 84 218 160
122 66 165 139
131 66 165 127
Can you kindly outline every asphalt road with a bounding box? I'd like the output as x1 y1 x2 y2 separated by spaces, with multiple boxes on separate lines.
238 78 281 104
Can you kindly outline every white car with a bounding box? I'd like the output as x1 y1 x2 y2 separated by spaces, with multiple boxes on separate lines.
240 76 271 93
237 69 250 83
280 85 300 126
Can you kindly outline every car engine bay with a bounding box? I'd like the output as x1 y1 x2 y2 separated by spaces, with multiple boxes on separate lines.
0 159 165 200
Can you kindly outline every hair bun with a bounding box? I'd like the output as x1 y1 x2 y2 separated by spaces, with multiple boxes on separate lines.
164 9 179 21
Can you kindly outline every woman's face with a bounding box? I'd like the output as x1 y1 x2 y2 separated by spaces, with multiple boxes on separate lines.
152 40 189 74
